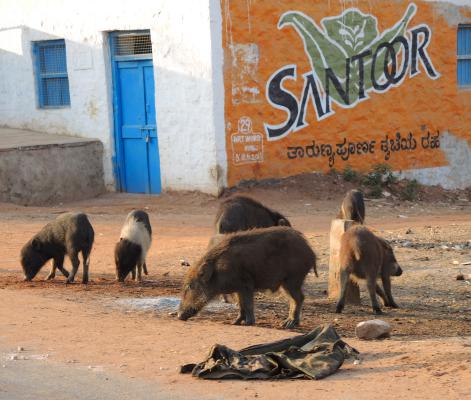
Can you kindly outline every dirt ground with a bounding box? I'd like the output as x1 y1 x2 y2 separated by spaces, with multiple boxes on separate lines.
1 175 470 399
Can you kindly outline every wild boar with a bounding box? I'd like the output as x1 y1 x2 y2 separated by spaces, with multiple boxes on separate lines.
178 226 317 329
115 210 152 282
214 195 291 234
337 189 365 224
335 225 402 315
21 212 94 284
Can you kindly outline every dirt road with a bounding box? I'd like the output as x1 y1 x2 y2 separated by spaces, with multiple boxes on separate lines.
1 183 470 399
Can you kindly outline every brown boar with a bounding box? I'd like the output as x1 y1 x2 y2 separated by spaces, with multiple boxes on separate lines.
335 225 402 315
215 195 290 234
337 189 365 224
178 226 317 329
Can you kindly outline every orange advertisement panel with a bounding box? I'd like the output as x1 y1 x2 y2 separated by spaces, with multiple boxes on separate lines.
221 0 471 186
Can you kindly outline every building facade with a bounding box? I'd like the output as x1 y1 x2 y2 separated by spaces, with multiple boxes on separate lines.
1 0 471 196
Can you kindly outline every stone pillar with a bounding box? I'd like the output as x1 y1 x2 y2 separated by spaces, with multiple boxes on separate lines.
328 219 361 304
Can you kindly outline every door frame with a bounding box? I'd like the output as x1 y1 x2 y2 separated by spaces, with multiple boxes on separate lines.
109 30 154 192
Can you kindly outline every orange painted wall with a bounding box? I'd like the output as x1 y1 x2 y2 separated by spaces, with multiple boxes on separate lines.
222 0 471 186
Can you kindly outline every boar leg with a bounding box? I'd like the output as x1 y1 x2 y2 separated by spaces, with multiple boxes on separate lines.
281 281 304 329
45 262 57 281
66 252 80 284
137 263 143 282
143 262 148 275
81 249 90 284
234 289 255 325
366 277 382 314
381 276 399 308
131 267 136 281
375 285 388 305
46 255 68 280
335 270 351 313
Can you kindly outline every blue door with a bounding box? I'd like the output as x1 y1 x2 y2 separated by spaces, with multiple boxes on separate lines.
111 32 161 194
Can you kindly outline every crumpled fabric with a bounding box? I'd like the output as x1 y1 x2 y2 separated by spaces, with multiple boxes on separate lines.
180 324 359 380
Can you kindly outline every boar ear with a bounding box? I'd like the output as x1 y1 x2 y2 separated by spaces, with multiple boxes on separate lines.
198 262 215 283
31 238 41 251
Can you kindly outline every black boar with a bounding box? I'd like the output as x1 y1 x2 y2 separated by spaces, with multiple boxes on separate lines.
215 195 291 234
178 226 317 329
337 189 365 224
335 225 402 315
115 210 152 282
21 212 94 284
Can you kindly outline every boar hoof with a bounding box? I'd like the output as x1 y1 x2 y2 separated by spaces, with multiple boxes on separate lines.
82 278 89 284
65 278 74 284
373 308 383 315
281 318 299 329
388 303 399 309
335 305 344 314
45 274 55 281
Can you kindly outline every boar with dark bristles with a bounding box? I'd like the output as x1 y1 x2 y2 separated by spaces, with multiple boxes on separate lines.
114 210 152 282
178 226 317 329
20 212 94 283
336 225 403 315
214 195 291 234
337 189 365 224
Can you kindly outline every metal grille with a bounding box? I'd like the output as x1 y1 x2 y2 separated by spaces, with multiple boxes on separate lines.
34 39 70 107
114 33 152 56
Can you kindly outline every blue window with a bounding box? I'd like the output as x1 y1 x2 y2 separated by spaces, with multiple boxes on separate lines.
33 39 71 107
458 25 471 88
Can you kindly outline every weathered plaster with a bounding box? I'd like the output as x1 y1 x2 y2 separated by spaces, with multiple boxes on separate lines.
399 132 471 189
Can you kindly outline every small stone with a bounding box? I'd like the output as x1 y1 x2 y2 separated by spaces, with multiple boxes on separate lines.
17 346 24 352
382 191 391 197
441 245 449 250
405 228 412 234
402 241 413 248
355 319 391 340
398 215 408 219
456 273 465 281
353 359 361 365
10 354 18 361
452 260 460 265
180 259 190 267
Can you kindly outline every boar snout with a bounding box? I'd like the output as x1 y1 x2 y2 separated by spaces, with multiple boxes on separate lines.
395 264 403 276
178 307 198 321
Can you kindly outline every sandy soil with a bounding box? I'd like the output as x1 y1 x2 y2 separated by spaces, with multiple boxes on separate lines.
1 178 471 399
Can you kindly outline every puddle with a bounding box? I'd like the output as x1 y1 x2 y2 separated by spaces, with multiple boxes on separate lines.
114 296 237 314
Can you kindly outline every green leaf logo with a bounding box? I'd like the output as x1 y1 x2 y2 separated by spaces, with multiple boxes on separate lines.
278 3 418 106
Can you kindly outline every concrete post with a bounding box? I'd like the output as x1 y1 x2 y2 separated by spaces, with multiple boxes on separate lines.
328 219 361 305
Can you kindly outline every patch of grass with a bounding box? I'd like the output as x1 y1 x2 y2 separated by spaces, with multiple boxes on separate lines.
401 179 420 201
362 164 397 198
341 165 360 182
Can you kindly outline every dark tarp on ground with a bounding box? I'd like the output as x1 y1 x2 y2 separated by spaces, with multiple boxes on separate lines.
180 324 359 380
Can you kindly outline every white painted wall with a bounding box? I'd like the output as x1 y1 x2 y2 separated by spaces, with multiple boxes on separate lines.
0 0 225 194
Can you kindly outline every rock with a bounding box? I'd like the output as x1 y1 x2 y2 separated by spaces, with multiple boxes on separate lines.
17 346 24 352
452 260 460 265
402 241 413 248
405 228 412 234
382 191 391 197
398 214 408 219
180 259 190 267
456 273 465 281
355 319 391 340
10 354 18 361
